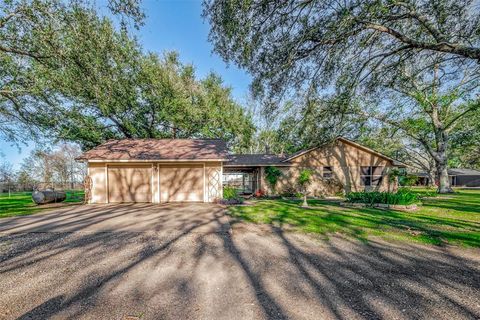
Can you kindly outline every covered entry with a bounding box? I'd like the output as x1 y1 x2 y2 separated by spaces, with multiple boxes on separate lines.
159 164 204 202
222 168 259 194
108 165 152 203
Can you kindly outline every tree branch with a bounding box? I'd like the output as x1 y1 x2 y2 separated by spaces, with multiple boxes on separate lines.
359 21 480 60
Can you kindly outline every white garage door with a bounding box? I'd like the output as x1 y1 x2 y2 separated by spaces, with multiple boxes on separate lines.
108 166 152 203
160 164 204 202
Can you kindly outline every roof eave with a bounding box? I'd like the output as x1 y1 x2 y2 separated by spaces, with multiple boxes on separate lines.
223 163 292 167
81 158 228 163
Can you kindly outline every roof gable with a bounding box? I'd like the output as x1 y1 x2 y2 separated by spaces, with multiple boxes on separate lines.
283 137 405 166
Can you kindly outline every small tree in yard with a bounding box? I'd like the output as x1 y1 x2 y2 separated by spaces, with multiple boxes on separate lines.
264 166 282 195
298 169 313 207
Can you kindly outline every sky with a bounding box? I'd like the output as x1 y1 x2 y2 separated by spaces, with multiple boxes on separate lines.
0 0 252 169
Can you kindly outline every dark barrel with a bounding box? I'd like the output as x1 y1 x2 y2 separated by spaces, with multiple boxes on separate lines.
32 190 67 205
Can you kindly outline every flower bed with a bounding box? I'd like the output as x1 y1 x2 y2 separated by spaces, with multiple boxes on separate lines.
343 188 419 210
346 188 418 205
340 202 418 211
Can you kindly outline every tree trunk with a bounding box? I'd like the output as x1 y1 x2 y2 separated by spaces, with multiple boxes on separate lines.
428 84 453 194
432 128 454 193
436 159 454 193
302 190 308 207
427 171 435 186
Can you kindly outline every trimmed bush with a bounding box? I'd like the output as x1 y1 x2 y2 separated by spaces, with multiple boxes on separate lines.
223 186 239 200
346 189 418 206
220 186 244 205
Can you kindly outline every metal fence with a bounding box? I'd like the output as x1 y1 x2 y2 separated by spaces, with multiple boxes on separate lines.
0 181 84 193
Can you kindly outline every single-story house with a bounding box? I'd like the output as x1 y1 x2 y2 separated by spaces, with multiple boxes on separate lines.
415 169 480 187
77 137 405 203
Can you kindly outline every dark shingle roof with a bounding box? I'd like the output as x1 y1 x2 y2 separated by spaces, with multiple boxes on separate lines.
225 154 288 166
413 169 480 176
77 139 228 161
448 168 480 176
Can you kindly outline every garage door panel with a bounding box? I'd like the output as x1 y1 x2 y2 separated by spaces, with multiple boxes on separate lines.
160 165 204 202
108 166 152 203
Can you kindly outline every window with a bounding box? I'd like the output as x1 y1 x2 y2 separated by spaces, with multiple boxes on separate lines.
323 166 333 178
360 166 384 186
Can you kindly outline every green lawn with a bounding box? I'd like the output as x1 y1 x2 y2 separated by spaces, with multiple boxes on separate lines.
229 189 480 247
0 191 84 218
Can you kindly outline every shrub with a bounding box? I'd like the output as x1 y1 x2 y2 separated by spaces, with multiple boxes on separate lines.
298 169 314 207
265 166 282 193
398 174 419 187
346 189 418 206
223 186 238 200
220 186 244 205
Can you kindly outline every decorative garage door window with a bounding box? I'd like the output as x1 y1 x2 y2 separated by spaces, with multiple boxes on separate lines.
208 167 222 201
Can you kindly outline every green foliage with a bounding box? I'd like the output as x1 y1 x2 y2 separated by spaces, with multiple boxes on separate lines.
346 189 418 206
298 169 313 187
264 166 282 192
448 110 480 170
0 1 254 150
0 0 144 143
387 168 418 187
204 0 479 102
223 186 239 200
399 174 419 187
222 186 244 204
298 169 314 207
387 168 401 183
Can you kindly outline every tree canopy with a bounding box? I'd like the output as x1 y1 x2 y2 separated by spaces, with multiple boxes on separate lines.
1 0 254 151
204 0 480 100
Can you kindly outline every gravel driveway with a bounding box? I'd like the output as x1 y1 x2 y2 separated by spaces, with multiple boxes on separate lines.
1 204 479 320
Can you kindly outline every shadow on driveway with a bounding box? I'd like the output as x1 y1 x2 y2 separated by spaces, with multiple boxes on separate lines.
0 204 479 319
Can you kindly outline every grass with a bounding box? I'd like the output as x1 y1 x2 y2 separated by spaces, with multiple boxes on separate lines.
229 188 480 247
0 190 84 218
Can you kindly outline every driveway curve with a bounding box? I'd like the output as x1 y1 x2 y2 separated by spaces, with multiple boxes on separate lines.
1 204 479 320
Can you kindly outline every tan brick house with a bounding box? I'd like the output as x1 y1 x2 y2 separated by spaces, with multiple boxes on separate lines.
77 137 404 203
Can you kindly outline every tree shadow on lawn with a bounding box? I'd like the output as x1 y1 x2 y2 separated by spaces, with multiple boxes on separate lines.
419 191 480 215
1 204 479 319
229 200 480 247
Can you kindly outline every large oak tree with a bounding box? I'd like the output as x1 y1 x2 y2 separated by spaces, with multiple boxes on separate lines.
1 0 254 151
204 0 480 192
